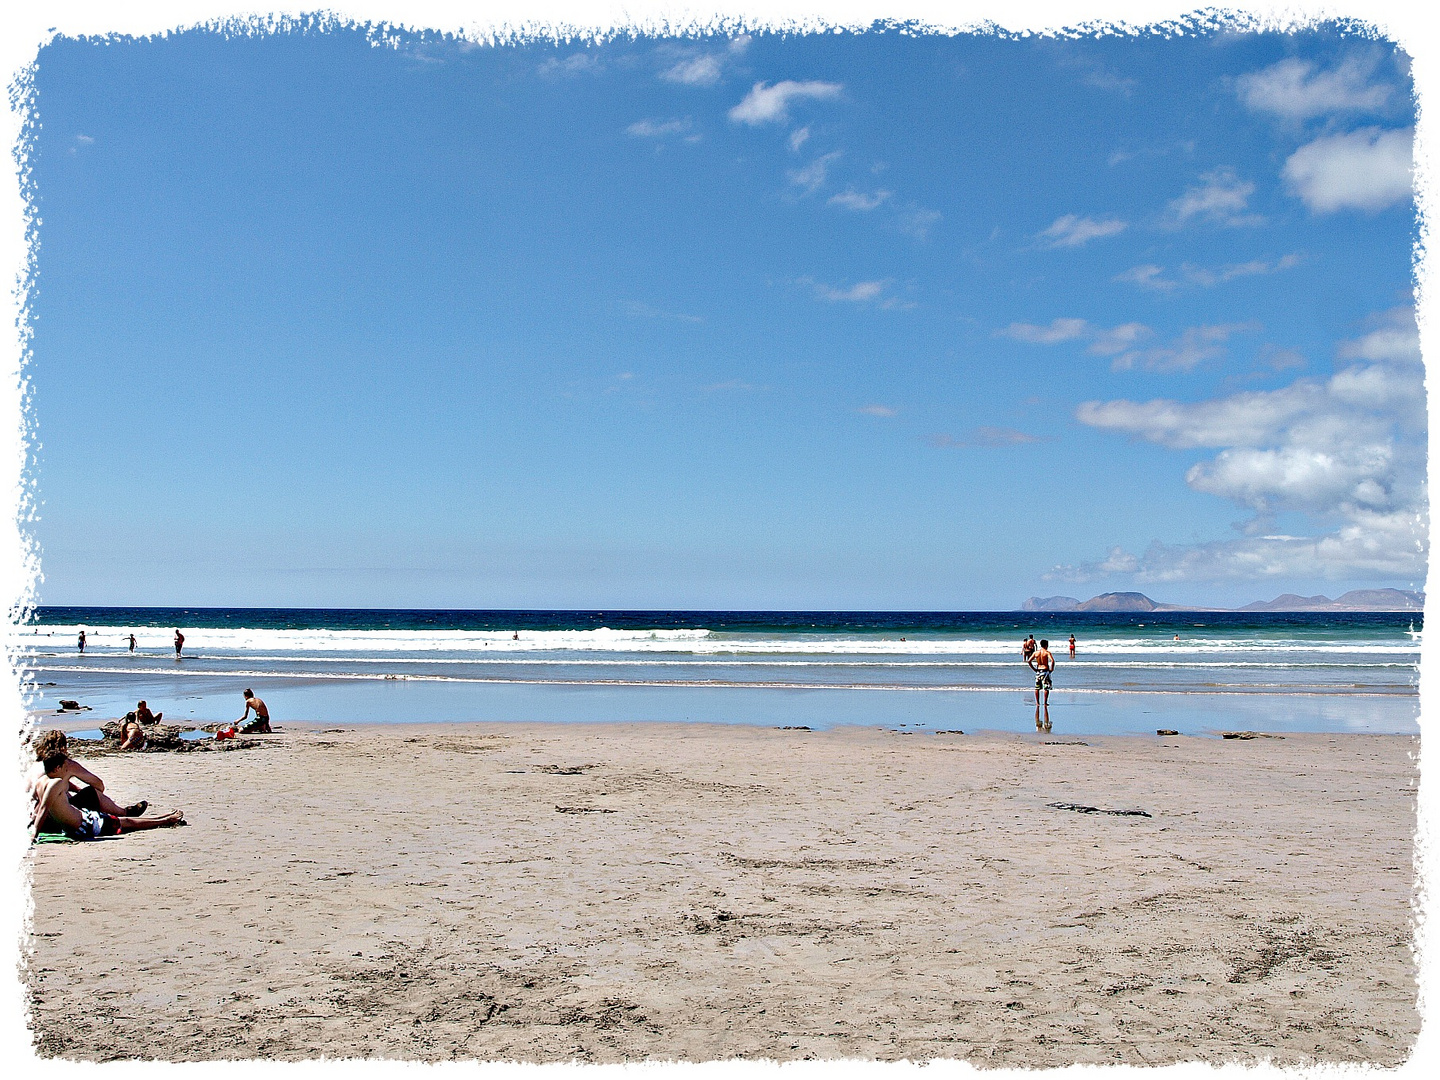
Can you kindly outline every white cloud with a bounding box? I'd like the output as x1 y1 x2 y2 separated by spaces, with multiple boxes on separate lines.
729 80 843 125
1236 55 1393 121
626 118 692 139
1164 168 1264 228
1106 322 1260 373
798 277 912 309
828 188 892 211
1087 322 1153 358
1066 307 1426 580
787 151 840 194
788 127 811 152
898 206 941 240
1282 127 1413 213
1117 255 1302 291
998 317 1091 345
663 55 723 86
860 404 898 417
538 52 602 77
1037 214 1127 248
931 427 1050 448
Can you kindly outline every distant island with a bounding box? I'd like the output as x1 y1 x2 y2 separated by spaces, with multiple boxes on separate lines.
1021 589 1424 613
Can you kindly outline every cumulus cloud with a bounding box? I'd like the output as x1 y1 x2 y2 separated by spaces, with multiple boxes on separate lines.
1164 168 1264 228
1064 307 1426 581
787 151 840 194
1236 54 1393 121
729 80 843 125
1282 127 1413 213
1037 214 1127 248
828 188 892 211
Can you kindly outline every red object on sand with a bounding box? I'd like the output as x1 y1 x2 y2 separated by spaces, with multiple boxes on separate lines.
216 726 235 740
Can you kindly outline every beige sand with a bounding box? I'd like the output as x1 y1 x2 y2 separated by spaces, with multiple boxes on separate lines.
24 722 1418 1064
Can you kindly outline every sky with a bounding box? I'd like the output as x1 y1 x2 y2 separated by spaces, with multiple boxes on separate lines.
24 24 1424 610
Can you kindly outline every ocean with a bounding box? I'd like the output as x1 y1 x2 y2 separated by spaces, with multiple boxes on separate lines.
18 607 1422 736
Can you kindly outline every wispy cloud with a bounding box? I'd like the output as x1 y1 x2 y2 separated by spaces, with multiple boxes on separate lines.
659 35 750 87
1164 168 1264 228
538 52 603 77
787 151 841 195
1036 214 1127 248
797 277 913 309
730 80 843 125
930 427 1052 448
625 117 695 140
703 378 758 393
622 300 704 324
1236 54 1393 122
859 404 898 417
828 188 892 211
1106 322 1261 373
898 206 941 240
997 318 1090 345
1282 127 1413 214
788 127 811 152
1116 254 1302 291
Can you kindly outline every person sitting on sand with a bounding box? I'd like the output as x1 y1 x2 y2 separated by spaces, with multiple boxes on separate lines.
135 700 162 725
1029 638 1055 706
30 746 182 842
27 730 148 820
237 689 271 734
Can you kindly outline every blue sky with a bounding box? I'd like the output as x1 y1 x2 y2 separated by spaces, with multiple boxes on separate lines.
26 25 1422 609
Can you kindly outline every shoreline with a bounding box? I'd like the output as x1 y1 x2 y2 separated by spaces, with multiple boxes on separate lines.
26 721 1419 1063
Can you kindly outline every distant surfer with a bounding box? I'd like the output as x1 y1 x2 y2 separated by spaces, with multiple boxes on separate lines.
77 631 86 654
1029 638 1055 706
174 629 184 658
237 689 271 734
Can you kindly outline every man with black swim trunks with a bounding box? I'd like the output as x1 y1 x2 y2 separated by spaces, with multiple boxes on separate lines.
30 747 183 841
237 689 271 734
1029 638 1055 706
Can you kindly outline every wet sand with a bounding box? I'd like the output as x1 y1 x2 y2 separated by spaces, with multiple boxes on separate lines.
24 722 1419 1064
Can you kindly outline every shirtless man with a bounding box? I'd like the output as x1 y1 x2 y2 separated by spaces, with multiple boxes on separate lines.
237 689 271 734
1029 638 1056 706
174 629 185 658
128 633 137 653
26 731 147 820
1021 635 1036 663
30 746 181 841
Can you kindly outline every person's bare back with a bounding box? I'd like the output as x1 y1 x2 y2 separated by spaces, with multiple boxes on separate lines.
238 689 271 734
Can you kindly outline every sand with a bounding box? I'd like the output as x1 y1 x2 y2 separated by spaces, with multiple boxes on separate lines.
23 721 1419 1064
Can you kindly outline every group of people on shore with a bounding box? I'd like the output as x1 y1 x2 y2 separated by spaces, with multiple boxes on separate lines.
77 629 185 657
27 690 272 842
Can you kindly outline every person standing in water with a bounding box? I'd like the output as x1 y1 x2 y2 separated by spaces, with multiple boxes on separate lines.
174 629 185 658
1021 635 1036 663
77 631 86 654
1068 634 1076 657
128 633 137 653
1029 638 1055 707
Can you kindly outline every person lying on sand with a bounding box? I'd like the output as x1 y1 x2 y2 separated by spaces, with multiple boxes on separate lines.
27 731 149 822
118 716 146 751
237 689 271 734
30 746 182 842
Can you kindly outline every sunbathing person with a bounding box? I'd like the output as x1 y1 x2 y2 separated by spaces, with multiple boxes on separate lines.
30 748 182 841
118 717 147 751
27 730 147 819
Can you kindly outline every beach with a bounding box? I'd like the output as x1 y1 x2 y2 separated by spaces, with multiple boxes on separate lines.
25 721 1419 1064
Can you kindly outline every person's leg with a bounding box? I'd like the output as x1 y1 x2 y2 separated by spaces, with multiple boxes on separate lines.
115 810 183 831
